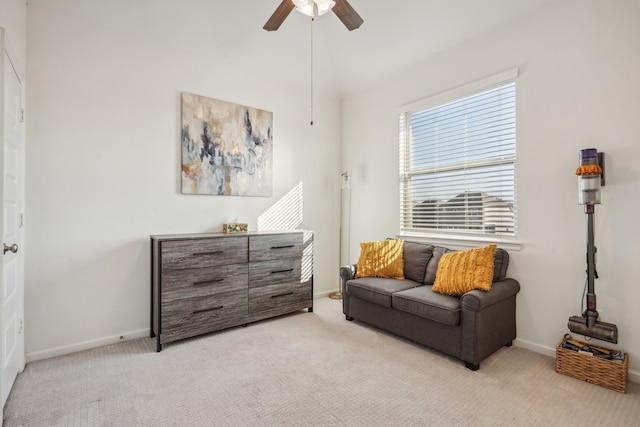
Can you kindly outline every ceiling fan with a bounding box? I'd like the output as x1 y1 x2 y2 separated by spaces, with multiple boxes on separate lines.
263 0 364 32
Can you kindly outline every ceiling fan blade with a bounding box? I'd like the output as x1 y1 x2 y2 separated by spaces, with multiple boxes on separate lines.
263 0 296 31
332 0 364 31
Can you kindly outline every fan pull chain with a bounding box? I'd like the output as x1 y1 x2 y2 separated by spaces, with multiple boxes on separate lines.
310 17 314 126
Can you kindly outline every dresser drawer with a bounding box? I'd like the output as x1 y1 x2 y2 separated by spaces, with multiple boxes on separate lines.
161 264 248 302
248 281 312 314
161 288 248 332
249 257 302 288
161 236 248 271
160 313 249 344
249 233 304 261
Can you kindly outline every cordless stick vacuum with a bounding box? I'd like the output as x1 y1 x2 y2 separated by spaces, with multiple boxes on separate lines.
567 149 618 343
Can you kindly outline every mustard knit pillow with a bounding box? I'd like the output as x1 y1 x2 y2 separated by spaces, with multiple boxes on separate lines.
432 244 497 296
355 239 405 279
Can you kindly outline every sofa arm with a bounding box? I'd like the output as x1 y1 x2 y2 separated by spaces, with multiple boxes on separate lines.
340 264 357 318
340 264 357 283
460 278 520 311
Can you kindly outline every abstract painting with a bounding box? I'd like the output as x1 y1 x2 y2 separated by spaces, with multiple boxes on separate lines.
181 92 273 196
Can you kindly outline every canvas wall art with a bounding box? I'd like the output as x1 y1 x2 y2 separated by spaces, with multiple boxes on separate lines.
181 92 273 196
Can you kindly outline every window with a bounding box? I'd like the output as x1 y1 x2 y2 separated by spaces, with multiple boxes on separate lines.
399 79 517 238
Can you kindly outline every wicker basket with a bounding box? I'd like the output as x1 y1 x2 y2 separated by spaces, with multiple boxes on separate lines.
556 337 628 393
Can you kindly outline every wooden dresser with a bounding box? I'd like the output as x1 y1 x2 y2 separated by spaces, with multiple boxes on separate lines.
150 230 313 351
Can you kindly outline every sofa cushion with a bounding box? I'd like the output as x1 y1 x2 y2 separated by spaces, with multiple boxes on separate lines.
423 245 510 285
432 244 497 296
346 277 419 308
355 239 405 279
392 286 461 326
493 248 509 281
403 241 434 283
423 246 452 285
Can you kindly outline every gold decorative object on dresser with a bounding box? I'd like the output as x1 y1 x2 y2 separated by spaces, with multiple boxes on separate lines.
150 230 313 351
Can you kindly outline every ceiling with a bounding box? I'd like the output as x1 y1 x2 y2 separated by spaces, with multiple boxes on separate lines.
252 0 555 97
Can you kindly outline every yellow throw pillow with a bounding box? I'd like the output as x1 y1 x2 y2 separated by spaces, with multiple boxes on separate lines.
432 244 497 296
355 239 405 279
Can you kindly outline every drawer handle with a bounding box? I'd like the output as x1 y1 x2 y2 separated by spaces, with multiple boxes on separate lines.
271 292 294 299
271 268 294 274
193 278 224 286
193 306 223 314
193 250 224 256
271 245 295 250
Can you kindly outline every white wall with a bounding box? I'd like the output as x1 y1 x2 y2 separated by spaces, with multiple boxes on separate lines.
0 0 26 73
342 0 640 381
25 0 342 359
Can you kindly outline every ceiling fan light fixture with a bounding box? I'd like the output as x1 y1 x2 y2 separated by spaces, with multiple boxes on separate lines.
292 0 336 17
315 0 336 16
263 0 362 32
292 0 314 17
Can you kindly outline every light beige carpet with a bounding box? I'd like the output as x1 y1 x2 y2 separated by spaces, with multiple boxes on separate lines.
4 297 639 426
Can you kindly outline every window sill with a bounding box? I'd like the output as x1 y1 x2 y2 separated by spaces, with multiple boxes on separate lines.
396 230 522 252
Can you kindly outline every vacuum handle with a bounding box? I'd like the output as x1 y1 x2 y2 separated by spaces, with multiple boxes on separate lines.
585 206 596 297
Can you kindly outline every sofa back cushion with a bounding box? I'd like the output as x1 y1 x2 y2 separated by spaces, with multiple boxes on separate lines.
423 246 452 285
493 248 510 281
403 241 434 283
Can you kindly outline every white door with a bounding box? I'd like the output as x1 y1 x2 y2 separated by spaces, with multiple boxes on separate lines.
0 28 25 409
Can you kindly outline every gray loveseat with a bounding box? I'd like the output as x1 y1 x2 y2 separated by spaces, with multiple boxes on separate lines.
340 241 520 370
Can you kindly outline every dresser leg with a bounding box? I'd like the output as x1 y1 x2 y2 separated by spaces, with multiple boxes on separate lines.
308 307 313 313
156 339 162 352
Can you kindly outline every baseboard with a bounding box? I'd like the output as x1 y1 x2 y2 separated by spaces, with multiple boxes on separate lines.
514 338 639 385
25 328 150 363
513 338 556 358
314 290 336 298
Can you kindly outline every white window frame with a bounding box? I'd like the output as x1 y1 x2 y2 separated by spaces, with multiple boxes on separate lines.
397 68 521 251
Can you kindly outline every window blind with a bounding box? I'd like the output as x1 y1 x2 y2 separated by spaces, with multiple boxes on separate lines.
399 82 517 237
